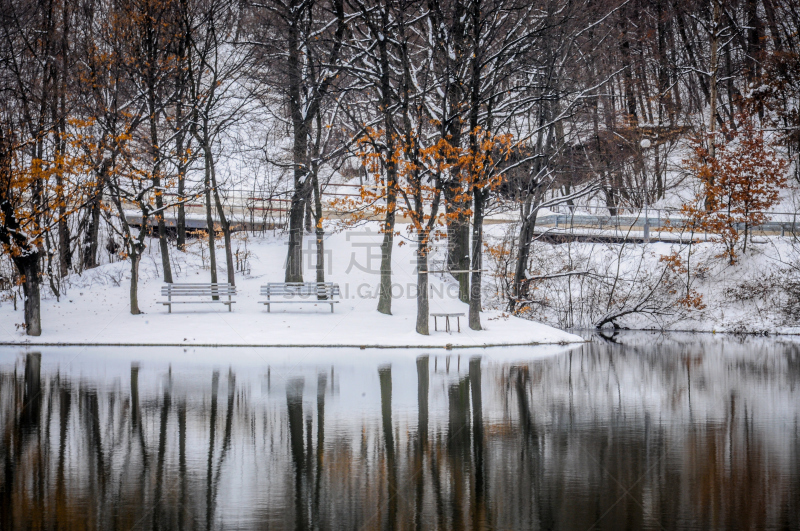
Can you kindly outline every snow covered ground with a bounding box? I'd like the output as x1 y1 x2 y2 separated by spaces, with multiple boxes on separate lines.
491 227 800 334
0 222 583 347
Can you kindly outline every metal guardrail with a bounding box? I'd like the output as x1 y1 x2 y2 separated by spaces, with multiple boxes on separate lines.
538 206 799 237
126 187 800 239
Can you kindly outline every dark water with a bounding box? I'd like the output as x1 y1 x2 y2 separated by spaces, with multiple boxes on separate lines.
1 333 799 530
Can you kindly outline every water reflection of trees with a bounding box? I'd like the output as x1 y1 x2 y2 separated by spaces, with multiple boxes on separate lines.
0 340 798 530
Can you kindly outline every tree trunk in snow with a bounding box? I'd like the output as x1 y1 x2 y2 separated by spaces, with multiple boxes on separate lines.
153 182 173 284
203 153 218 295
56 177 71 278
509 205 537 313
312 165 325 285
129 249 141 315
176 161 187 250
285 194 306 283
416 231 430 335
284 0 308 284
310 112 325 287
706 0 720 212
444 183 470 303
377 186 396 315
208 146 235 286
469 190 484 331
375 0 398 315
15 253 42 336
83 174 104 269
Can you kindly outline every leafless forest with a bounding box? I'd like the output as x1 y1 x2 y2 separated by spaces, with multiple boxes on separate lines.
2 0 799 335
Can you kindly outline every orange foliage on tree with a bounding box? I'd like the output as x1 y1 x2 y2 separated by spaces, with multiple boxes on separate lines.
0 122 92 251
335 126 513 238
0 121 94 334
658 250 707 311
680 112 788 263
463 127 514 190
332 127 446 242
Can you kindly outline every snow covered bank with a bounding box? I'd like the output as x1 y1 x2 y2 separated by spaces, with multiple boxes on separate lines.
0 223 583 347
486 225 800 334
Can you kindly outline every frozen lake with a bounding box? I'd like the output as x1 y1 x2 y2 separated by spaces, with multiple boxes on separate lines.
1 333 798 529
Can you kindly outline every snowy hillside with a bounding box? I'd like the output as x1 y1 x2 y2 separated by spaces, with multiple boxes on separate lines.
0 222 582 347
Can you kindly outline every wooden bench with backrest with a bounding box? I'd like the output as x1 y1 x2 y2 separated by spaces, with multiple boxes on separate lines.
260 282 341 313
160 283 237 313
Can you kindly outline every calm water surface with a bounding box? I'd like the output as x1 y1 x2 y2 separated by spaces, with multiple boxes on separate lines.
1 333 798 530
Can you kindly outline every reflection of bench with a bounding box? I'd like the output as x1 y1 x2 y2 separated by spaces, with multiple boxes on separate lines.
160 283 236 313
431 312 465 333
260 282 341 313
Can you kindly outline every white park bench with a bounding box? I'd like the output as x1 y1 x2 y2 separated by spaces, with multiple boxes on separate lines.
260 282 341 313
431 312 465 333
160 283 237 313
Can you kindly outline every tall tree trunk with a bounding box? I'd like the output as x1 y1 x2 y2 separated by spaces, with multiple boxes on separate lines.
376 5 398 315
176 170 186 251
311 113 325 286
129 248 141 315
434 0 470 304
745 0 762 83
153 181 173 283
46 231 60 300
509 200 537 313
619 10 638 125
656 0 671 125
149 93 173 283
416 230 430 335
56 178 70 278
56 0 70 279
15 254 42 336
0 136 43 335
304 197 313 233
285 0 309 284
208 146 235 286
444 184 471 303
175 24 189 251
707 0 720 211
468 0 482 331
203 152 218 293
285 192 307 283
469 190 484 330
377 166 397 315
83 168 105 269
312 166 325 285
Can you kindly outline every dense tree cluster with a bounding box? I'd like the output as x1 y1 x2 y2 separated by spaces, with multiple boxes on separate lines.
1 0 797 335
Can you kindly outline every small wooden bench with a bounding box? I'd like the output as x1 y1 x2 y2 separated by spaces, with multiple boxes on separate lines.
160 283 236 313
260 282 341 313
431 312 465 333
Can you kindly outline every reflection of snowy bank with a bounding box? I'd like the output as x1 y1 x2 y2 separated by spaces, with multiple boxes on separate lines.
0 332 797 529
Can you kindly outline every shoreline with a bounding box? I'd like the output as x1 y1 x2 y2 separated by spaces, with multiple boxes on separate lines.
0 339 586 349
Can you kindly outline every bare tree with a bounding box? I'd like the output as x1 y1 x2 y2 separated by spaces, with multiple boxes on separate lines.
253 0 348 283
0 0 88 334
186 0 253 286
